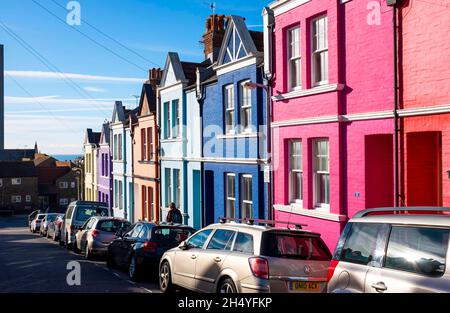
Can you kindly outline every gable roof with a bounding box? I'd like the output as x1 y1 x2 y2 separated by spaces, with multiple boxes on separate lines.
84 129 101 146
100 122 111 145
160 52 186 87
138 83 156 117
0 161 38 177
216 15 263 68
111 101 126 123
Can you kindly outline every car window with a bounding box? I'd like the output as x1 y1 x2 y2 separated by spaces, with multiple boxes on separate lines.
81 219 90 230
130 224 143 238
66 206 74 220
207 229 236 251
261 232 331 260
187 229 213 249
124 225 136 237
75 205 109 222
233 233 254 254
152 227 195 243
385 226 449 277
37 214 46 220
340 223 389 266
97 220 131 233
138 225 149 240
87 218 96 230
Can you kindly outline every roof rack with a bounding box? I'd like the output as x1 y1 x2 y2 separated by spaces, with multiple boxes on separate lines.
353 207 450 219
218 217 307 230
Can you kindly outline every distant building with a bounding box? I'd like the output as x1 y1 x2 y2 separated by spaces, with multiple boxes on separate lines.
0 161 39 213
132 69 161 223
55 171 78 210
83 129 101 202
0 44 4 150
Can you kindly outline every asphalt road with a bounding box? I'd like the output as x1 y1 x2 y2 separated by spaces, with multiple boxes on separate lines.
0 216 161 293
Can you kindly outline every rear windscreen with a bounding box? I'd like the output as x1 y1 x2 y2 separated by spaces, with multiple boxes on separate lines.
152 227 196 243
75 206 109 222
261 232 332 260
97 220 131 233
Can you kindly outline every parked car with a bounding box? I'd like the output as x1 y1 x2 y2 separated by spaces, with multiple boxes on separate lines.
159 218 332 293
73 217 131 260
39 213 60 237
59 201 111 249
47 214 65 241
107 222 196 281
30 214 47 233
327 207 450 293
28 210 40 230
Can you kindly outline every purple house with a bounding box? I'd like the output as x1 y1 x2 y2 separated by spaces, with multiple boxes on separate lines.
97 122 113 209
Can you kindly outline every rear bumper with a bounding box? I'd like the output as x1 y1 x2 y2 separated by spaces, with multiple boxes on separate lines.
90 241 110 255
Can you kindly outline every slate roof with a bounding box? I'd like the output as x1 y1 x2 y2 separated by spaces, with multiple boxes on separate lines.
0 161 38 177
85 129 101 145
0 149 36 161
249 30 264 52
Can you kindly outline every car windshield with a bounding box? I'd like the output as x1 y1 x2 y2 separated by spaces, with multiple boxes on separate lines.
152 227 196 243
36 215 46 220
75 206 109 222
47 215 58 222
97 220 131 233
261 232 332 261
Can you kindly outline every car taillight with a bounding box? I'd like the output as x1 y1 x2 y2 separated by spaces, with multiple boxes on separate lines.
90 230 99 238
248 257 269 280
143 241 158 253
327 260 339 282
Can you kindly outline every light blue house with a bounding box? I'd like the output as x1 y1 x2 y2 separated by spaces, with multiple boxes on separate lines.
111 101 137 221
159 52 207 228
200 16 268 225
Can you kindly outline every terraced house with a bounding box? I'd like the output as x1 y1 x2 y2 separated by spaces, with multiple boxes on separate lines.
201 15 268 225
83 129 100 202
159 52 208 226
97 122 112 209
111 101 137 220
132 69 161 222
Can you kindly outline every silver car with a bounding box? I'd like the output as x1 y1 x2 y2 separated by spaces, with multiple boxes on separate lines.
74 217 131 259
328 207 450 293
39 213 59 237
159 219 332 293
31 214 46 233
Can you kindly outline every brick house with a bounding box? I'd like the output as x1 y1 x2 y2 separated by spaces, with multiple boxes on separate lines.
0 161 39 213
55 170 79 211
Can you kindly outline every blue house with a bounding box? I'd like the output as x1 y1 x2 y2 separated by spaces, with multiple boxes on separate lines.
200 16 268 225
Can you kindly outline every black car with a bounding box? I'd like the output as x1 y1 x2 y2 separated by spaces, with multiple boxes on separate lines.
106 222 196 281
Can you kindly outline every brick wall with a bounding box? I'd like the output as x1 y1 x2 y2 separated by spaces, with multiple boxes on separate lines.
0 177 39 212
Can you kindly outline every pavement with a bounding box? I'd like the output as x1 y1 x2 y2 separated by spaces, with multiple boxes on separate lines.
0 215 161 293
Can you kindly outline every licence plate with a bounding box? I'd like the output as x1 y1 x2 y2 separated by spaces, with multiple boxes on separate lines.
289 281 322 292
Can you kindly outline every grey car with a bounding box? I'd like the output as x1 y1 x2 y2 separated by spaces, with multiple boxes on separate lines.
74 217 131 259
39 213 60 237
327 207 450 293
159 218 332 293
47 214 64 241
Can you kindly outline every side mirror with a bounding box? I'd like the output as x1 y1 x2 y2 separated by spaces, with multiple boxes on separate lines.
179 241 189 250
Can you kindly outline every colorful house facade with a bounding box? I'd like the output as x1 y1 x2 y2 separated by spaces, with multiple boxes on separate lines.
399 0 450 207
132 69 161 222
265 0 396 248
159 52 205 226
111 101 137 220
201 15 268 225
97 122 112 209
83 129 100 202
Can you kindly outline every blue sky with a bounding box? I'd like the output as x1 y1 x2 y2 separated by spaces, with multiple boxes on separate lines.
1 0 268 154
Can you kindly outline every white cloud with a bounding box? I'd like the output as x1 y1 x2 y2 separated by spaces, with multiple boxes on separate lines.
5 95 135 107
5 70 146 83
83 86 107 93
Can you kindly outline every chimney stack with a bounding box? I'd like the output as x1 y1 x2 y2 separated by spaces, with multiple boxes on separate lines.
149 68 162 86
202 14 226 62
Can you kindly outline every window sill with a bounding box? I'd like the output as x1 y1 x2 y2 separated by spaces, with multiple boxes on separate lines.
272 83 345 101
274 204 347 222
161 138 184 143
217 133 259 139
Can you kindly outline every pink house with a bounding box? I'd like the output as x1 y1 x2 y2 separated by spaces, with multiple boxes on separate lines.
264 0 397 249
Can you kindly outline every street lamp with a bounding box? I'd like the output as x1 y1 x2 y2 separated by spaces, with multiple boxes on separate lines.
244 81 273 220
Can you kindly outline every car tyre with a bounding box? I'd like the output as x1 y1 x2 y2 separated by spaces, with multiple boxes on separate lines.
85 244 93 260
73 241 80 254
65 233 72 250
128 255 141 282
159 261 174 293
218 278 237 294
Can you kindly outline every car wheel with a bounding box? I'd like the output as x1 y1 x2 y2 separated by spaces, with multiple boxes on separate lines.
65 234 72 250
159 261 173 293
73 241 80 254
219 278 237 294
85 244 93 260
128 255 140 282
106 251 115 268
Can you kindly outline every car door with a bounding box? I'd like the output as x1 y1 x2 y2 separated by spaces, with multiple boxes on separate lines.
111 224 136 267
173 229 213 291
79 219 95 251
117 224 142 268
195 228 237 293
365 225 450 293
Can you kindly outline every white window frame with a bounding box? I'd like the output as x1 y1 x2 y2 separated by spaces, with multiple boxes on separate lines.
313 139 330 210
311 15 328 87
118 134 123 161
118 181 123 210
26 195 32 203
11 178 22 185
164 102 171 139
225 173 236 219
289 140 303 206
60 198 69 206
173 100 181 138
173 169 181 209
113 134 118 160
71 182 76 189
287 26 302 91
166 168 172 207
141 128 147 161
241 174 253 219
240 80 252 133
149 127 154 160
11 195 22 203
224 85 235 135
59 182 69 189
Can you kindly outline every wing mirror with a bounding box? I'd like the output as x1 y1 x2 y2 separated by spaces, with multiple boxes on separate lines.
179 241 190 250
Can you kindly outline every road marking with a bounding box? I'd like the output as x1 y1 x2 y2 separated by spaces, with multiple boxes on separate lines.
142 288 153 293
113 272 121 278
127 280 136 285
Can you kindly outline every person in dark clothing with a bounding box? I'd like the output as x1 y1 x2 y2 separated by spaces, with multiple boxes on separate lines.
166 202 183 224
